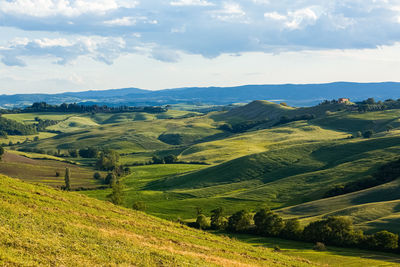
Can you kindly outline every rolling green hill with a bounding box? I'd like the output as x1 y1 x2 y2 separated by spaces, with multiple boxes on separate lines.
0 174 316 266
4 103 400 238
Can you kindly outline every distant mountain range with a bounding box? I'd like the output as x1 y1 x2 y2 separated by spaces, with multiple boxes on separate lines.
1 82 400 108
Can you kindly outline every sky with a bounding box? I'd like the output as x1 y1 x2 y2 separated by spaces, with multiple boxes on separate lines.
1 0 400 94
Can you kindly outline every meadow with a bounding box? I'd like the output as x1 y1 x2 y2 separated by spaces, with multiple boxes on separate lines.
3 100 400 265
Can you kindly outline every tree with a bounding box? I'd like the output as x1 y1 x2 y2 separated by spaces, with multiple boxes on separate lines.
164 154 178 164
353 131 362 138
93 172 102 181
104 172 116 185
68 149 79 158
0 146 4 161
196 214 210 230
152 155 164 164
303 217 359 246
363 130 374 138
79 147 98 158
96 150 120 171
109 178 123 205
64 167 71 191
254 208 284 237
33 136 39 142
227 210 252 233
210 207 227 230
386 125 394 132
368 231 398 250
281 218 302 240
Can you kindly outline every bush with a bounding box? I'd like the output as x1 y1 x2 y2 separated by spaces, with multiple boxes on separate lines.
362 130 374 138
313 242 326 251
132 201 146 211
196 214 210 230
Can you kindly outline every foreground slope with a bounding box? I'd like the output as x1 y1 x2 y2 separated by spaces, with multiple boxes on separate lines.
0 175 314 266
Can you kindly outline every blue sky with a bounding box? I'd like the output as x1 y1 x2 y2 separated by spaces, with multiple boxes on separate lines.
1 0 400 94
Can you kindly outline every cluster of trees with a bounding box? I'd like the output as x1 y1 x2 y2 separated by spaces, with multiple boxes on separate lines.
356 98 400 112
96 150 120 171
219 119 269 133
23 102 167 114
325 158 400 198
152 154 178 164
191 207 400 253
34 117 59 131
274 114 316 126
320 97 400 113
0 117 37 135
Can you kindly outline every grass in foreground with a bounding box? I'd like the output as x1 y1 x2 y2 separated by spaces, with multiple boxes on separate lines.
0 174 315 266
226 233 400 267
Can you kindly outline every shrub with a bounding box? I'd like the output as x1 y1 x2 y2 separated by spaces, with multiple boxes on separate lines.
313 242 326 251
196 214 210 230
132 201 146 211
362 130 374 138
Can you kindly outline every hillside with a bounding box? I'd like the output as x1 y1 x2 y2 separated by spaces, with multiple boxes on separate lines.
0 174 315 266
2 82 400 108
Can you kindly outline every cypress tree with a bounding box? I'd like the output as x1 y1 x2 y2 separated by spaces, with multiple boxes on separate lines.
64 167 71 191
110 178 123 205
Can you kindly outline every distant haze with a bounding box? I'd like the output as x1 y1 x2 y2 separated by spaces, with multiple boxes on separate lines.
1 82 400 108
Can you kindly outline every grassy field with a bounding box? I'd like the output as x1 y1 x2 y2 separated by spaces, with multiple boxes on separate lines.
5 103 400 235
0 151 103 189
4 103 400 265
227 233 400 266
0 174 317 266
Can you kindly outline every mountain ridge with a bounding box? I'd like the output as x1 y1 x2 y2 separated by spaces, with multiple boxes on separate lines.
1 82 400 108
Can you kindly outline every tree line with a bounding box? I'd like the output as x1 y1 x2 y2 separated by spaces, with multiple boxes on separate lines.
21 102 167 114
189 207 399 253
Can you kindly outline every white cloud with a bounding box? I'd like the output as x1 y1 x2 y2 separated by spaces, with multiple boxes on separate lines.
0 36 131 66
1 0 400 66
264 7 322 30
211 2 246 22
264 12 286 21
104 17 137 26
170 0 214 6
0 0 138 17
285 7 320 29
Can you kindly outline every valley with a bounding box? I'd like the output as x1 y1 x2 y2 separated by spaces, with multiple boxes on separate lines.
2 98 400 265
